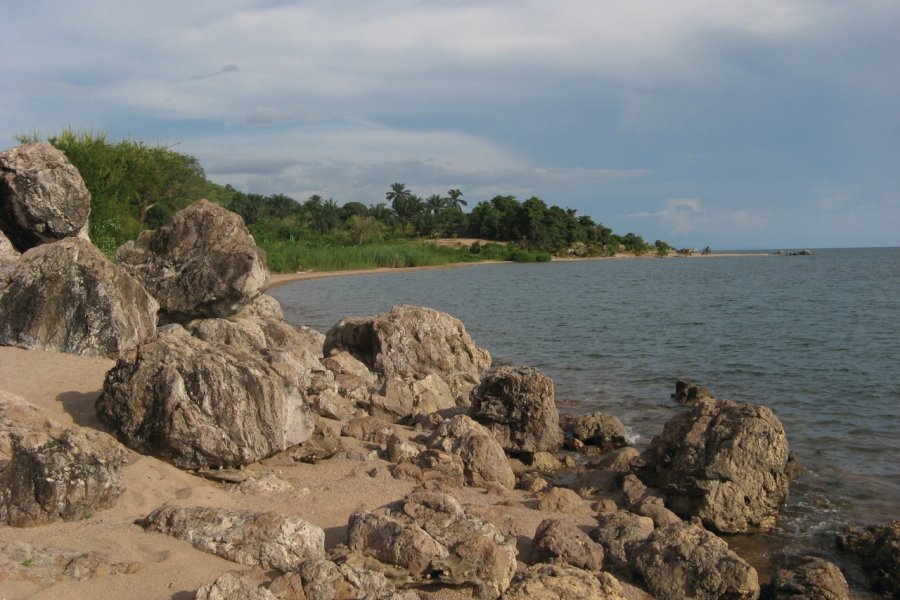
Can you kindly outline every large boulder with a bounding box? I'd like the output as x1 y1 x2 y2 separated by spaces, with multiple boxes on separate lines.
836 520 900 597
0 143 91 251
296 557 417 600
140 505 325 571
471 366 562 453
626 522 760 600
0 237 158 358
348 489 517 599
564 412 628 450
532 518 604 571
324 305 491 419
503 564 628 600
116 199 269 323
1 392 125 527
96 325 316 469
636 397 791 533
770 556 849 600
425 415 515 490
591 510 655 568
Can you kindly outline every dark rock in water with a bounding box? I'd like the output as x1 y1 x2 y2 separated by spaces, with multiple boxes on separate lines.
1 392 125 527
0 143 91 251
671 379 714 406
636 396 791 533
195 572 276 600
96 325 316 469
770 556 849 600
591 509 655 568
836 519 900 597
425 414 515 490
626 521 760 600
140 505 325 571
347 488 517 599
564 412 628 450
532 518 605 571
503 563 628 600
116 199 269 323
472 365 562 453
0 237 158 358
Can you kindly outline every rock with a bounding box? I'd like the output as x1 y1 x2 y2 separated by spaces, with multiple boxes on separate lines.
770 556 849 600
588 446 640 472
323 350 378 406
620 474 681 527
529 451 563 471
537 487 583 513
369 374 458 423
591 510 655 568
195 572 277 600
626 521 760 600
385 434 420 463
564 413 628 450
836 519 900 597
96 326 315 469
0 392 125 526
0 237 158 358
471 366 561 453
503 564 628 600
267 572 307 600
425 415 515 490
287 421 343 464
637 397 791 533
532 518 604 570
297 557 415 600
140 505 325 571
0 142 91 251
341 416 397 445
516 472 549 493
672 380 714 406
0 229 19 257
392 449 466 487
0 540 140 584
116 199 269 323
348 489 517 599
324 305 491 418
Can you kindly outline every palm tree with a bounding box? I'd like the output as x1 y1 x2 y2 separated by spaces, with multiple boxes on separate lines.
425 194 447 216
385 182 410 205
447 188 467 212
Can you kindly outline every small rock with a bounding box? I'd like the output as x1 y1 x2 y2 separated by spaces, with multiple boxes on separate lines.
537 487 583 513
836 519 900 597
195 572 277 600
503 564 628 600
592 510 655 568
565 413 628 450
532 518 604 570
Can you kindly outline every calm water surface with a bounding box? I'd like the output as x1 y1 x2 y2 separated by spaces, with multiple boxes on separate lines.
272 248 900 542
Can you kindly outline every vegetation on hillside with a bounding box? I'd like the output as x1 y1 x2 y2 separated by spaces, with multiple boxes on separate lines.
18 129 670 271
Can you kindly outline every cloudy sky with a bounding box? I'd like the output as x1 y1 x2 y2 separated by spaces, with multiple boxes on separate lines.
3 0 898 249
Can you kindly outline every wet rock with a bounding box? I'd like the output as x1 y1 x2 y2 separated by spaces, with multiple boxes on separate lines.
0 142 91 251
532 518 604 570
195 571 277 600
0 237 158 358
637 397 791 533
836 519 900 597
116 199 269 323
425 415 515 490
591 510 655 568
770 556 849 600
672 379 714 406
626 521 760 600
471 366 562 453
347 489 517 599
537 487 583 513
564 412 628 450
503 564 628 600
96 326 315 469
1 392 125 526
140 505 325 571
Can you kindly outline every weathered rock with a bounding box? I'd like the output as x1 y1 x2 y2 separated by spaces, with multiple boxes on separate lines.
195 572 277 600
770 556 849 600
564 412 628 450
591 510 655 568
626 521 760 600
297 557 415 600
503 564 628 600
288 421 343 464
385 433 420 463
341 416 397 445
96 326 315 469
637 397 791 533
426 415 515 490
589 446 640 472
324 305 491 418
0 540 140 584
0 228 18 257
392 449 467 487
620 474 681 527
116 199 269 323
672 379 714 406
0 237 158 357
348 489 517 599
141 505 325 571
471 366 561 453
323 350 378 407
836 519 900 597
0 142 91 251
529 451 563 472
537 487 584 513
369 374 458 423
532 518 604 570
0 392 125 526
516 472 549 493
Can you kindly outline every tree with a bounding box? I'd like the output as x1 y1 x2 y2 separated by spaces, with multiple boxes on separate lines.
425 194 447 216
310 198 341 234
447 188 467 212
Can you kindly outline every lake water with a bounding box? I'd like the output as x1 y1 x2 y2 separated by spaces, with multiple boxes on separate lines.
272 248 900 546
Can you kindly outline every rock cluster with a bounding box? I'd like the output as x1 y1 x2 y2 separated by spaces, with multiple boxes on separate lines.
837 519 900 597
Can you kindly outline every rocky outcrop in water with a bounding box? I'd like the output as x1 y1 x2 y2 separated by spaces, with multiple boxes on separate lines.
0 143 91 251
0 237 158 358
471 365 562 453
837 519 900 597
636 396 791 533
116 199 269 324
672 380 714 406
564 412 629 450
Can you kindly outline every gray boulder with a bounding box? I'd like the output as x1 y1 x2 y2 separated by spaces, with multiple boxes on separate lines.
626 521 760 600
836 519 900 597
348 489 517 599
0 237 158 358
426 415 515 490
0 142 91 251
503 564 628 600
1 392 125 527
564 412 628 450
591 510 655 568
771 556 849 600
637 397 791 533
532 518 604 571
96 325 316 469
140 505 325 571
471 365 562 453
116 199 269 323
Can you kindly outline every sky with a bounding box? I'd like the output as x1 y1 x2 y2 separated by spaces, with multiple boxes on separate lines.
3 0 899 249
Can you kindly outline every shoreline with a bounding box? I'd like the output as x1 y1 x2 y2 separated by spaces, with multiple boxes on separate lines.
268 251 769 290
